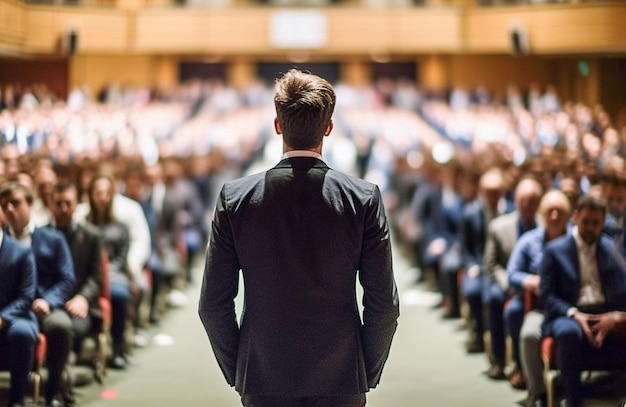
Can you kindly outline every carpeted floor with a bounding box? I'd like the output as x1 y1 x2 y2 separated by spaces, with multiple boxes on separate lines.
2 246 625 407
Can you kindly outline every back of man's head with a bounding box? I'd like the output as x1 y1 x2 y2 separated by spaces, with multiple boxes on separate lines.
274 69 336 150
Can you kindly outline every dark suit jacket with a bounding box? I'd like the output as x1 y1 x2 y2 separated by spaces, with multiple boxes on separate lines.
460 199 487 271
31 227 75 309
51 223 102 318
539 233 626 334
484 211 539 291
199 157 399 397
0 235 37 326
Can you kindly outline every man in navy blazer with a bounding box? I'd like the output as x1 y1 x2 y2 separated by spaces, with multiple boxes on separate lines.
540 194 626 407
0 219 39 407
199 69 399 407
0 182 75 407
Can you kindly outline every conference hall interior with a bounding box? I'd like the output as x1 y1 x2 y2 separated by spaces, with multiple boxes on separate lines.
1 0 626 405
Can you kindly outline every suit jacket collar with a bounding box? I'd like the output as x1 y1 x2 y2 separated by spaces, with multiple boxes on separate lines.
274 157 329 170
281 150 323 160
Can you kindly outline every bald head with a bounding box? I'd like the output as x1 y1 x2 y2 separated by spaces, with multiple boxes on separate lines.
515 177 543 224
479 167 506 211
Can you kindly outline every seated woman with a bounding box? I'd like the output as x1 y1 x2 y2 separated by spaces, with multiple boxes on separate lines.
86 173 132 370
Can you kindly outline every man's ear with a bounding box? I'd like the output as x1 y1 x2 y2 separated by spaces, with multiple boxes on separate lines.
274 118 282 135
324 120 333 137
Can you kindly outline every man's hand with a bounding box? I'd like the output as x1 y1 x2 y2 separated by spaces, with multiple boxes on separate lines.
66 295 89 319
467 264 480 279
32 299 51 318
0 317 4 331
523 274 541 294
573 311 600 347
426 238 446 257
589 312 624 348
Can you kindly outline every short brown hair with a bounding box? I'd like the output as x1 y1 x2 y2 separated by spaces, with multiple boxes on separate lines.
576 194 606 215
274 69 336 150
0 181 34 204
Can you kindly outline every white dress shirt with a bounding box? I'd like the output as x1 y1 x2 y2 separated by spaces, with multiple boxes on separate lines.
573 226 606 307
8 220 35 247
281 150 324 161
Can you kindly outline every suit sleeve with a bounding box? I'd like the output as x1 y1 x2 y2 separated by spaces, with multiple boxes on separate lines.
77 233 103 304
41 235 75 309
128 201 151 283
484 224 508 290
539 245 572 321
460 209 480 270
198 185 240 387
507 236 532 292
358 185 400 389
0 248 36 324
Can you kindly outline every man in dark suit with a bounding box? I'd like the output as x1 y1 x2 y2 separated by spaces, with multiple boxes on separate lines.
49 182 103 362
0 182 75 407
483 177 542 384
460 167 513 354
199 69 399 407
0 207 39 407
540 194 626 407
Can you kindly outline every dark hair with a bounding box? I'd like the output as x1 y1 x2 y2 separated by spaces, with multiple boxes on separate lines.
51 181 78 196
274 69 336 150
86 173 116 225
0 181 34 204
576 194 607 215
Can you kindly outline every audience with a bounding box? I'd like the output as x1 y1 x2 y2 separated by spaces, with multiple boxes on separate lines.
460 167 513 354
539 195 626 407
0 182 75 407
83 174 131 370
0 77 625 406
49 182 103 371
483 177 543 385
0 205 39 407
508 189 572 407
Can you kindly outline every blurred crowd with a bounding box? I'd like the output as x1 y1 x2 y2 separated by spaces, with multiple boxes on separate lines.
1 76 626 406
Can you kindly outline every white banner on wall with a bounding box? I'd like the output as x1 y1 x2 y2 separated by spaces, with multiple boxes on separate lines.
269 10 328 49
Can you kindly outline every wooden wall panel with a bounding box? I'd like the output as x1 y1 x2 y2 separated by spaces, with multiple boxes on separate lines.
23 9 57 51
204 11 269 52
464 8 532 53
1 0 626 56
530 7 626 53
24 8 129 53
391 10 461 52
56 11 130 51
0 0 24 46
465 4 626 54
69 54 161 94
134 13 212 51
325 10 389 53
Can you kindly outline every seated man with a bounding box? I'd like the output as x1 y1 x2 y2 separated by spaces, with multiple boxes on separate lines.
507 189 572 407
483 177 542 383
0 207 39 407
0 182 75 407
49 182 103 365
460 167 513 354
539 194 626 407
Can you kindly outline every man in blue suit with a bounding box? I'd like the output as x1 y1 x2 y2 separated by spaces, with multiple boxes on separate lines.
199 69 399 407
0 206 39 407
540 194 626 407
0 182 75 407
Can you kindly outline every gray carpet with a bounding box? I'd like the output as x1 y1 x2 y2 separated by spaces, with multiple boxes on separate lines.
4 246 625 406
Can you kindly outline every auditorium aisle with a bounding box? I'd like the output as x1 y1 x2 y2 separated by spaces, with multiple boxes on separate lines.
72 246 532 407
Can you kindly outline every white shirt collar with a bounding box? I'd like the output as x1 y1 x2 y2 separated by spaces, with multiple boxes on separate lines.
280 150 324 161
9 220 36 241
572 225 596 252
